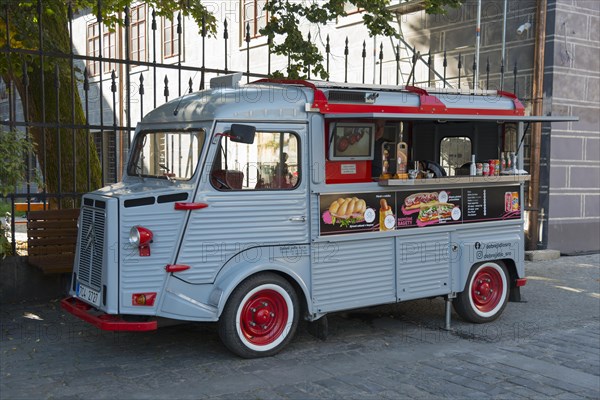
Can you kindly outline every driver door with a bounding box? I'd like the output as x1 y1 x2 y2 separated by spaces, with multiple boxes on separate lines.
174 122 309 284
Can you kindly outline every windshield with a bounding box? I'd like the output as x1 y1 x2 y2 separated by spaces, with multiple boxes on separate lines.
128 130 205 180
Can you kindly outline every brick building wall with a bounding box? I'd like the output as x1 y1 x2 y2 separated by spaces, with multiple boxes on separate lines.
545 0 600 253
400 0 598 252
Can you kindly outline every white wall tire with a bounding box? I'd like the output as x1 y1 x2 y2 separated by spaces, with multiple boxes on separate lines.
218 273 299 358
454 261 510 323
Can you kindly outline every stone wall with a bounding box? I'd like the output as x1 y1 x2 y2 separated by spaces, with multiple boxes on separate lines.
401 0 598 253
400 0 537 98
545 0 600 253
0 256 70 304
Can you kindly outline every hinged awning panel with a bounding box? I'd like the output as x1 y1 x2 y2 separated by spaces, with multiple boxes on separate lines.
323 113 579 123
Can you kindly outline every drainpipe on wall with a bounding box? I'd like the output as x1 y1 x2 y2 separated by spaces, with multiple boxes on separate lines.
118 21 125 183
474 0 482 91
527 0 548 250
501 0 507 90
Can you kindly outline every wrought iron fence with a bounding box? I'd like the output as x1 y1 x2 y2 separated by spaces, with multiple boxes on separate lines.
0 1 524 254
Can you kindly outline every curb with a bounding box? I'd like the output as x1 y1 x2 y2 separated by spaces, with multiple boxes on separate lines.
525 249 561 261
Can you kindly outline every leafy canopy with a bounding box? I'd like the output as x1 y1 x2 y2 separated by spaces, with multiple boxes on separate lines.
0 129 35 197
1 0 462 79
262 0 463 79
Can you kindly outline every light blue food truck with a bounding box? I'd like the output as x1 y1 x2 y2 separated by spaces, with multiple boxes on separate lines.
62 74 573 358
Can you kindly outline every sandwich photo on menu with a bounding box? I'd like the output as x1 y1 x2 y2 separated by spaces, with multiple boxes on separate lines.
403 192 439 211
417 203 454 223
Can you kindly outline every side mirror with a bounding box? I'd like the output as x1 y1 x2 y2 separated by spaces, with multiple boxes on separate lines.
229 124 256 144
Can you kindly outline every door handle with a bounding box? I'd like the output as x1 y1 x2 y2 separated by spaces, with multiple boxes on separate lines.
174 202 209 210
289 216 306 223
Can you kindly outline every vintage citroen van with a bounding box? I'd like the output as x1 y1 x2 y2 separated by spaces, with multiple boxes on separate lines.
62 74 573 357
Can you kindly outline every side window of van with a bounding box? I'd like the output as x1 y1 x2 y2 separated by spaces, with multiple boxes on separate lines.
211 131 300 190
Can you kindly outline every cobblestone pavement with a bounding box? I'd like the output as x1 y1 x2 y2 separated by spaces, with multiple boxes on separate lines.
1 254 599 399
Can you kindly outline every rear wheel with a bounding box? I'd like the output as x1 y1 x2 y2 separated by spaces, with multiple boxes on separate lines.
454 261 510 323
218 273 299 358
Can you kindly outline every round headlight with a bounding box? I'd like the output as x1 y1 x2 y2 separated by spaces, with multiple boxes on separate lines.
129 226 141 245
129 226 153 246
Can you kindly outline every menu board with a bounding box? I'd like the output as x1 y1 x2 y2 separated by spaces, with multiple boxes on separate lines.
396 189 463 229
320 192 396 235
319 185 520 236
463 186 521 223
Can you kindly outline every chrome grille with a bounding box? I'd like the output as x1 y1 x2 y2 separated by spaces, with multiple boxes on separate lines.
77 205 105 290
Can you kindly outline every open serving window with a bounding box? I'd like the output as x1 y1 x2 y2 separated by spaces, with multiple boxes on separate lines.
328 122 375 161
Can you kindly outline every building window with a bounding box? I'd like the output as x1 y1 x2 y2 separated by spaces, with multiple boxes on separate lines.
103 29 117 73
87 22 117 76
242 1 267 40
94 131 118 185
130 4 147 63
87 22 100 76
163 13 181 59
439 137 472 176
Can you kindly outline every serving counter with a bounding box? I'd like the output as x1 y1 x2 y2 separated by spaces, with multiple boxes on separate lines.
378 174 531 187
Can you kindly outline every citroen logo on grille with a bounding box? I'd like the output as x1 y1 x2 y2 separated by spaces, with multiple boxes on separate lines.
84 222 95 255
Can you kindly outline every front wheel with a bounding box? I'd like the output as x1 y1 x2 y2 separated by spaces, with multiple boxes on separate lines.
218 273 299 358
454 261 510 323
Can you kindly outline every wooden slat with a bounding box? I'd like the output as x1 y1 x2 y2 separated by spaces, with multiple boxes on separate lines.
28 237 78 247
28 220 78 229
27 228 78 238
26 208 79 274
29 243 75 251
26 209 80 220
28 245 76 257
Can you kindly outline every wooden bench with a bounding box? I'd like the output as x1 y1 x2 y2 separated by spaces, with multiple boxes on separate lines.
27 209 79 274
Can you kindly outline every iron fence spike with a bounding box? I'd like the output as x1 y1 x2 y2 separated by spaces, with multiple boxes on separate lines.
139 73 145 95
97 0 102 22
83 68 89 90
111 71 116 92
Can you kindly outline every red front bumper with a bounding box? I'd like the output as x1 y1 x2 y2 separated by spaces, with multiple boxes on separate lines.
61 297 158 332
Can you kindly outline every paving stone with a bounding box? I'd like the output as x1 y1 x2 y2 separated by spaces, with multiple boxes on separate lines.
1 254 599 399
506 376 565 396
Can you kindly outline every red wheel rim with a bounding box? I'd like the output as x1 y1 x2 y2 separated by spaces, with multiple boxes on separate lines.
239 289 288 346
471 266 503 313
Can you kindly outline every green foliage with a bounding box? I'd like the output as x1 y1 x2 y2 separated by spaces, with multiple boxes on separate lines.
261 0 463 79
73 0 217 36
0 232 9 258
0 129 34 197
424 0 464 15
0 1 216 65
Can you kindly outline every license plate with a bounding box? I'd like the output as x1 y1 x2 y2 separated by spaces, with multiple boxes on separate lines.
76 283 101 308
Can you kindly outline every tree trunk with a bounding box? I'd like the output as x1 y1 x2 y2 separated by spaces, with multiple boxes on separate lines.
2 3 103 208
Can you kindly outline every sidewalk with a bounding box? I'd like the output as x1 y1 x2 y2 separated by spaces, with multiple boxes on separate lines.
1 254 599 399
